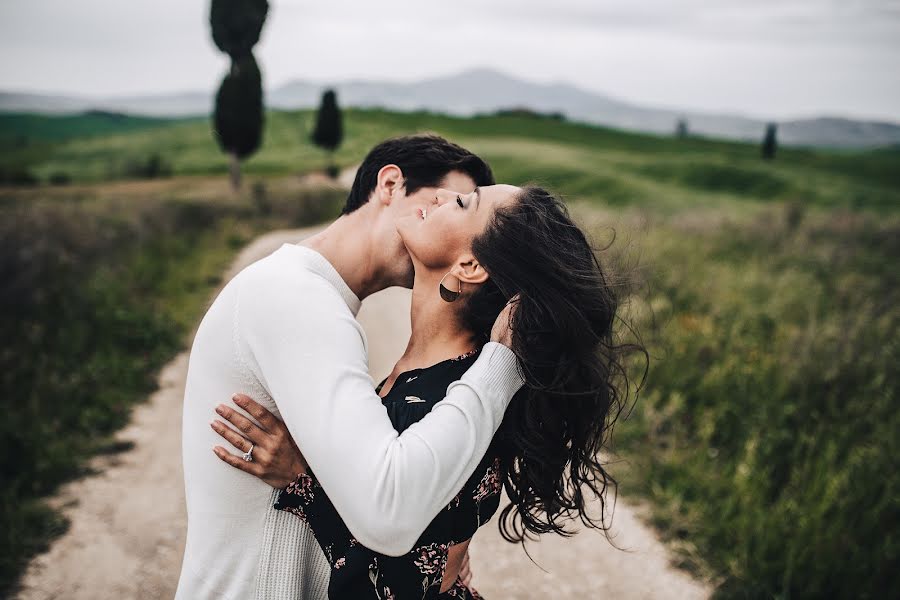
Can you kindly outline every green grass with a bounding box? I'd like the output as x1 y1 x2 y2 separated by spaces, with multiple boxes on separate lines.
1 107 897 598
0 111 179 143
606 204 899 599
0 111 188 183
3 109 898 211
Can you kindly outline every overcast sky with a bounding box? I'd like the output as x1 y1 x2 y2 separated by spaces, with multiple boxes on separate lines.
2 0 899 121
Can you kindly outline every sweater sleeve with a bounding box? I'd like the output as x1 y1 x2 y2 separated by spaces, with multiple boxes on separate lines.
237 272 523 556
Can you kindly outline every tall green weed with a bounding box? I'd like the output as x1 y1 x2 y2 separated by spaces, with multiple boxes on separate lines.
613 205 899 599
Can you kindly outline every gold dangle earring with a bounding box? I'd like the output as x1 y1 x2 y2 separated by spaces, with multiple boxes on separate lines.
439 272 461 302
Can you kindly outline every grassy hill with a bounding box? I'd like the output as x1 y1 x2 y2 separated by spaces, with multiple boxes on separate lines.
1 109 897 598
0 111 177 142
3 109 899 210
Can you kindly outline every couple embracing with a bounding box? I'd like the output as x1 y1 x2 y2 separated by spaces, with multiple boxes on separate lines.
176 135 637 599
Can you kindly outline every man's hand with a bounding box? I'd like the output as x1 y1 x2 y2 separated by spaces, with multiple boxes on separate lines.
442 540 473 593
210 393 308 488
489 294 519 348
459 548 473 587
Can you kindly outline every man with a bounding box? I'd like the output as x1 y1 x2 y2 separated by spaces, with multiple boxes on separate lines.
176 135 523 598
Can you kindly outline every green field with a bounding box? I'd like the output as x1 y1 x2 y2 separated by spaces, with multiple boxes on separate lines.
3 108 899 211
1 109 897 598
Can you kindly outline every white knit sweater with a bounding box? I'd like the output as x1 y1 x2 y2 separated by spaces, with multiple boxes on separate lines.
176 244 523 599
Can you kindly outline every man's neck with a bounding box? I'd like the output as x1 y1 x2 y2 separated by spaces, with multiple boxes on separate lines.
299 207 407 301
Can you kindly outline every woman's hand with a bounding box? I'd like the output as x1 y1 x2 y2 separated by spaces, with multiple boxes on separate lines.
211 393 308 489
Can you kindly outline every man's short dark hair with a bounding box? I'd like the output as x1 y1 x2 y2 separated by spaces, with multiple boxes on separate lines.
342 134 495 215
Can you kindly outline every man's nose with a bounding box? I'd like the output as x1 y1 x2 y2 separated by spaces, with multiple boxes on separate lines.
434 189 454 206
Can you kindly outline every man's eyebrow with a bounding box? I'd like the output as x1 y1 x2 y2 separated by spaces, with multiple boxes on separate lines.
474 186 481 210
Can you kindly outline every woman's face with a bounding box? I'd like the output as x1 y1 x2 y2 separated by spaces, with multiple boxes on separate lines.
396 184 520 272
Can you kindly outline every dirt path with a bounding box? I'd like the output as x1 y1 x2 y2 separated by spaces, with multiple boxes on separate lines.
17 227 710 600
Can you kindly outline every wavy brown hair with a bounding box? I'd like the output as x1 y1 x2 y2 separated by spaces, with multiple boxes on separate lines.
459 186 648 543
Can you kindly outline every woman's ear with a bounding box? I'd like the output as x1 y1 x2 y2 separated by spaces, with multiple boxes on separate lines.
374 164 404 206
452 256 489 285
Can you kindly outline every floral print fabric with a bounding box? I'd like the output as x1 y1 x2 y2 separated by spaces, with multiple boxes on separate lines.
275 350 502 599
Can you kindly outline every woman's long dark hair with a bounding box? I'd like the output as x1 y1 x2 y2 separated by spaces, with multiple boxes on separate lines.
459 186 648 544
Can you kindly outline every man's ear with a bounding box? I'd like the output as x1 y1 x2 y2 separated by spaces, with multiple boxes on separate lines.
374 164 404 206
452 256 490 285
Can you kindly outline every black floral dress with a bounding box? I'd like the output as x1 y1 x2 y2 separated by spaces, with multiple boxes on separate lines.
275 349 502 599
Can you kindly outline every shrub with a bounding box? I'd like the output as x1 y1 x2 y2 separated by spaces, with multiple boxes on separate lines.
0 167 38 186
47 172 72 186
121 153 173 180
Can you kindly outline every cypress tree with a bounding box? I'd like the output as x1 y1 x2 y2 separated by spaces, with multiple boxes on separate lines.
214 56 263 189
210 0 269 189
762 123 778 160
210 0 269 60
311 89 343 178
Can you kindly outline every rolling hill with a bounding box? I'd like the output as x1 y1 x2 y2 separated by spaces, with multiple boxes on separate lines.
3 69 899 149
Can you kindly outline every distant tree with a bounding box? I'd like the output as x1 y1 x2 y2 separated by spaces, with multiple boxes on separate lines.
762 123 778 160
676 119 689 139
311 89 343 178
214 56 264 189
210 0 269 190
494 107 566 121
210 0 269 60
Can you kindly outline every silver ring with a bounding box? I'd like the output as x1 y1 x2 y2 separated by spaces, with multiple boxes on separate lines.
242 444 254 462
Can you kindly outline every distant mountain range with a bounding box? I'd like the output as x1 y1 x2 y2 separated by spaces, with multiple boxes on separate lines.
3 68 899 148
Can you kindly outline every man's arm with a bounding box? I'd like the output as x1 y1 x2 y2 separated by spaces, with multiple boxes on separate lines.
237 277 522 556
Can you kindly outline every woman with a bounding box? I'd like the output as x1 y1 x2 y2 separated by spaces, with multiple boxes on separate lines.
211 184 644 598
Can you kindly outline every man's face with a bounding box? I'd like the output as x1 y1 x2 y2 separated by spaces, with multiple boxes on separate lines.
394 170 478 217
